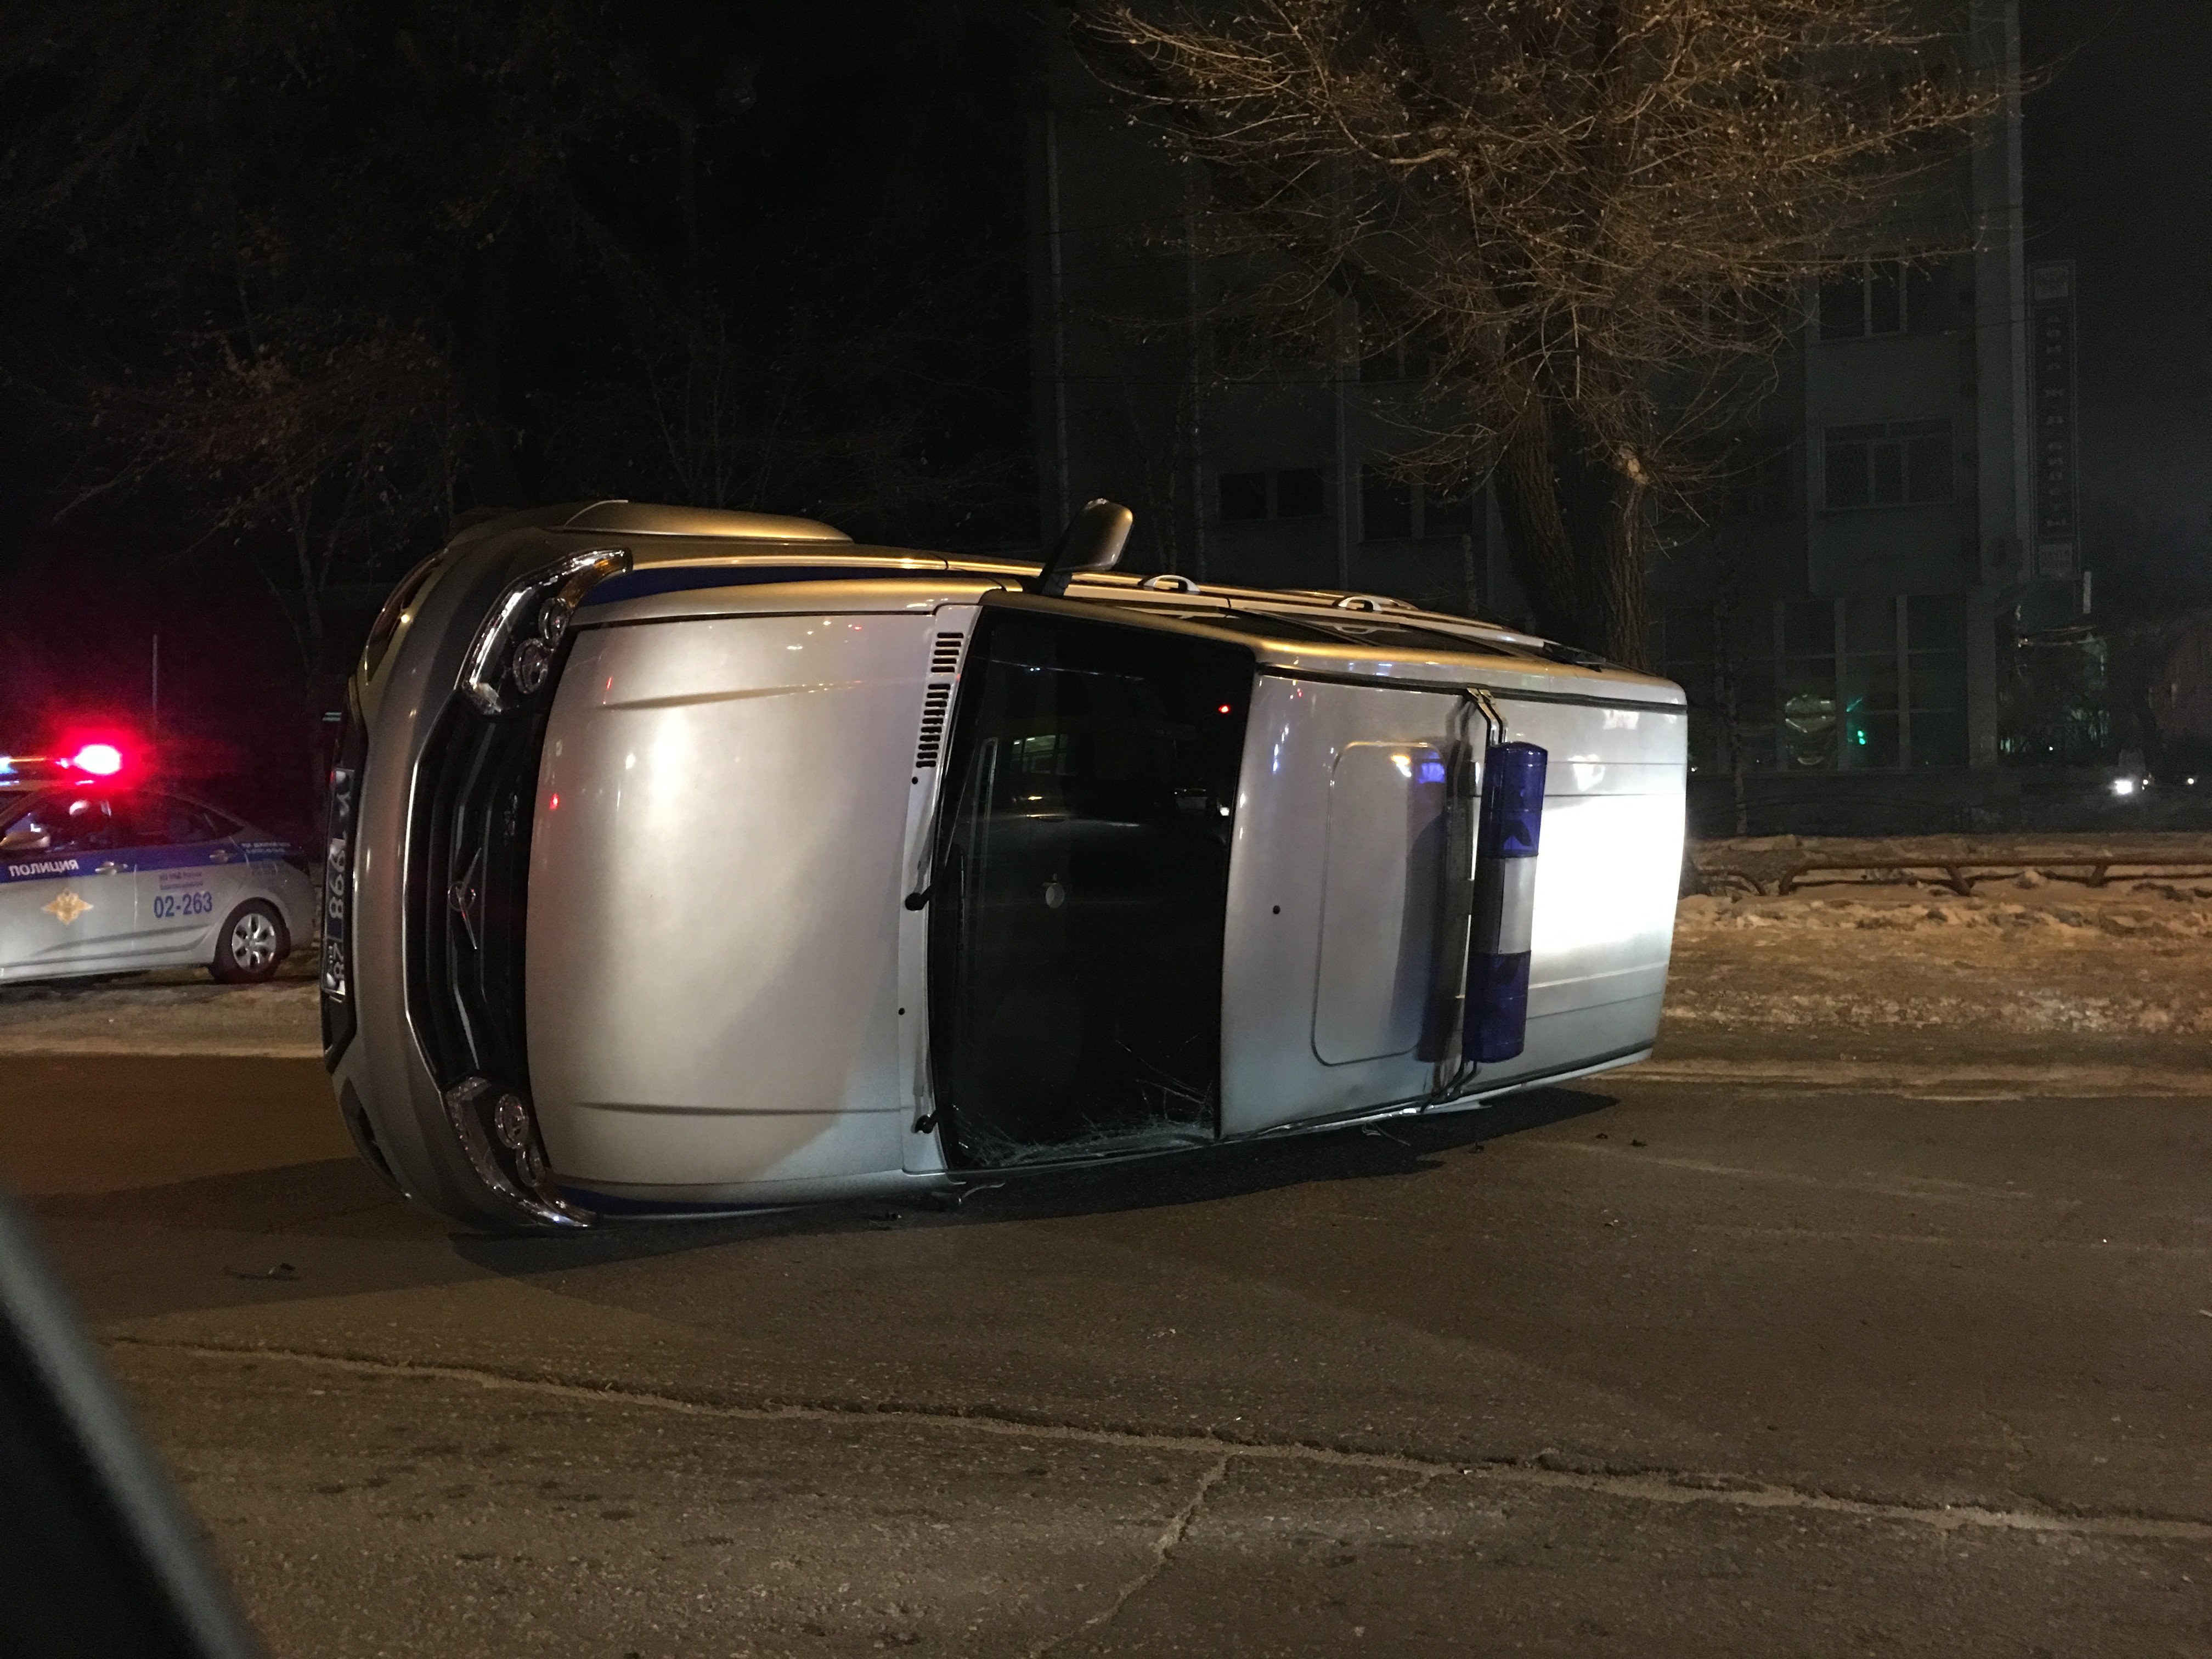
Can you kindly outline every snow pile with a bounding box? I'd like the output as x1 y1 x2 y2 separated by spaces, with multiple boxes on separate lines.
0 971 319 1057
1674 886 2212 939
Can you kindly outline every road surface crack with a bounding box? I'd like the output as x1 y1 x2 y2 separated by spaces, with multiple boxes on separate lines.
111 1337 2212 1544
1025 1453 1228 1658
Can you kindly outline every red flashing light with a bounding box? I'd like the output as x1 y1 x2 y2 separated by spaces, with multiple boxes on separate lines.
69 743 126 776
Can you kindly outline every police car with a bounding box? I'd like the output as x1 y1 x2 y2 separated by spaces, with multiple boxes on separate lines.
0 747 315 988
328 500 1687 1229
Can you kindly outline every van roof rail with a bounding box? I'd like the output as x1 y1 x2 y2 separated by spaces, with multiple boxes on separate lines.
450 500 851 549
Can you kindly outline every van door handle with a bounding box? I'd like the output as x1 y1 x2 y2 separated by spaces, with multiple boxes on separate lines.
95 860 124 874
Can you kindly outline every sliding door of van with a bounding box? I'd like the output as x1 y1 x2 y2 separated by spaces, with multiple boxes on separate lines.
927 606 1253 1168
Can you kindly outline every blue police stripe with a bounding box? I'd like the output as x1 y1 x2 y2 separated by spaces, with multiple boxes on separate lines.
0 855 92 884
581 565 952 606
2 839 297 884
133 842 227 874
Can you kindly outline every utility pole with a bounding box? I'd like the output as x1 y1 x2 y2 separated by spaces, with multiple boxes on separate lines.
1183 162 1206 583
1333 296 1354 591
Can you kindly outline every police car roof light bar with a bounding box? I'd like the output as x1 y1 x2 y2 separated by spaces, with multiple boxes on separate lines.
68 743 125 776
0 742 133 783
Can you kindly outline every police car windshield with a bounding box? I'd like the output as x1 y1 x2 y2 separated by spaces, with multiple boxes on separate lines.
0 786 39 831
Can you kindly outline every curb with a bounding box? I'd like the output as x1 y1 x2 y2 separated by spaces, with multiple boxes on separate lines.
0 1039 320 1060
1622 1057 2209 1096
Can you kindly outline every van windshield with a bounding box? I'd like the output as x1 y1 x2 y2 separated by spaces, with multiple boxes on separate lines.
928 608 1254 1167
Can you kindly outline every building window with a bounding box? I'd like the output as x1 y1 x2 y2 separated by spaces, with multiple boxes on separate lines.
1776 600 1838 769
1424 478 1476 537
1838 596 1900 768
1723 440 1796 522
1669 594 1971 776
1818 258 1945 340
1275 467 1326 518
1660 599 1779 778
1360 466 1413 539
1359 464 1479 542
1358 338 1432 385
1905 593 1968 767
1219 472 1269 521
1356 315 1445 385
1824 420 1952 509
1219 467 1326 523
1212 317 1332 381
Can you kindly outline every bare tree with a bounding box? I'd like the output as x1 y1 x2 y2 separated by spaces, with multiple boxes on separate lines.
1076 0 2008 665
69 312 467 687
557 280 1022 541
1 0 1035 635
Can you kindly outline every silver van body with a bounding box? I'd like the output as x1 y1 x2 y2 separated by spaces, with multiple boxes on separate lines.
326 502 1685 1228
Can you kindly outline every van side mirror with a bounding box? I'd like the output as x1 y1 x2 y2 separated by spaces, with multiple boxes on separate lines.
0 826 51 855
1030 499 1134 597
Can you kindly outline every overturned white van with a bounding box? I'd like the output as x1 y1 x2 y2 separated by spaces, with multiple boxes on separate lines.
324 500 1685 1229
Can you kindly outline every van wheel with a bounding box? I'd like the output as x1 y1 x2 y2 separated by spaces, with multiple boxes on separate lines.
212 901 289 984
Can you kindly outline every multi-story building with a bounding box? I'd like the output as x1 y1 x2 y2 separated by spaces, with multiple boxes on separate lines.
1028 4 2059 829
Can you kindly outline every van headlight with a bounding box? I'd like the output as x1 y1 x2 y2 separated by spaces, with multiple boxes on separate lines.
443 1076 592 1228
510 637 555 696
460 548 628 715
536 592 574 650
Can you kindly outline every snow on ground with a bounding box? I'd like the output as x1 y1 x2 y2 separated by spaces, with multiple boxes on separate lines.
0 958 321 1056
1667 874 2212 1043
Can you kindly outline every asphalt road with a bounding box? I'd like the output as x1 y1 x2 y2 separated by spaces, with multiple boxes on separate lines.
2 1053 2208 1657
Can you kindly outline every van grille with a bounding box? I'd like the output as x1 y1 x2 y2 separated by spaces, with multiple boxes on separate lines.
929 631 964 676
404 699 549 1092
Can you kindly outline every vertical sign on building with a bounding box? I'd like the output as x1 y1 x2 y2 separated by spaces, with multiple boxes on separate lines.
2029 261 2079 579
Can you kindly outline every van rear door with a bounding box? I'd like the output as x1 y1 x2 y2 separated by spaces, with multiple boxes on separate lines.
1220 672 1685 1133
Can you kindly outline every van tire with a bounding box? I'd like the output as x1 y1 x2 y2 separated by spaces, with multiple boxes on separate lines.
212 901 289 984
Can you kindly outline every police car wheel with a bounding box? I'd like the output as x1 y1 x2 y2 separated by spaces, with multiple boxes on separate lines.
211 901 289 984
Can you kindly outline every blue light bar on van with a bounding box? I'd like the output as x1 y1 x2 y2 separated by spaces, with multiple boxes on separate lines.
578 564 949 606
1464 741 1548 1064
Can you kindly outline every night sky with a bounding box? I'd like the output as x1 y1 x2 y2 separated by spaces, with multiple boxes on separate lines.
0 0 2205 829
